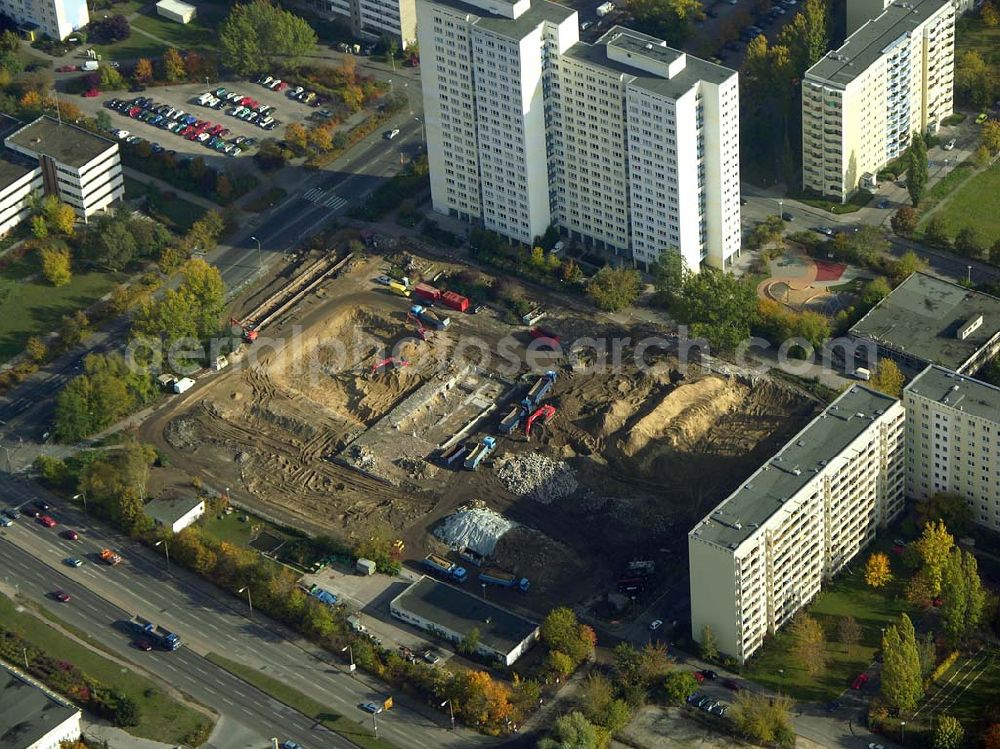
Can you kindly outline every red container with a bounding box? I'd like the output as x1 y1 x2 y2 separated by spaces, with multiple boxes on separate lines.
441 291 469 312
413 283 440 302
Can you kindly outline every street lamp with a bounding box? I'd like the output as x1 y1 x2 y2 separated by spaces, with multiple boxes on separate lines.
441 699 455 729
154 539 170 573
901 720 906 743
250 236 262 271
372 709 379 739
341 644 355 672
967 265 972 284
481 583 487 600
73 492 87 515
237 586 253 619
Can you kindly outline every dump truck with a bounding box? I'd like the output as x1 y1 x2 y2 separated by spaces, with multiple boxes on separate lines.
439 443 468 467
441 291 469 313
424 553 469 582
498 404 525 435
464 436 497 471
100 548 122 566
524 371 557 407
479 569 531 592
413 283 441 303
410 304 450 330
389 280 411 297
309 585 338 606
128 615 181 650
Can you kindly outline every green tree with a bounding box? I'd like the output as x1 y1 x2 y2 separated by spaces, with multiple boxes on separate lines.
924 214 951 248
30 215 48 239
603 699 631 734
580 672 614 724
40 246 72 286
954 227 985 258
777 0 829 75
891 250 927 283
0 30 23 75
847 225 889 264
941 547 986 645
789 612 827 676
933 714 964 749
732 691 795 747
663 671 700 704
916 520 955 596
861 277 892 308
60 309 90 348
665 269 757 352
916 492 972 535
219 0 317 76
627 0 704 46
25 336 47 363
837 616 862 656
586 266 642 311
700 623 719 661
539 607 592 665
95 109 112 133
907 132 929 207
111 693 140 727
612 642 643 688
99 64 125 90
890 206 919 236
870 359 904 397
458 626 481 655
881 613 923 711
982 120 1000 154
163 48 186 81
42 196 76 235
538 711 599 749
546 650 575 678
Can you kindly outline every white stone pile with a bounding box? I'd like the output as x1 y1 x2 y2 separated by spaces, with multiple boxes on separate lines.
496 453 577 504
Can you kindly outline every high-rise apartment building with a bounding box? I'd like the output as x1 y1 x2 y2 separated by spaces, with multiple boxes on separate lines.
416 0 741 271
689 386 905 664
296 0 416 46
0 0 88 40
802 0 954 203
903 366 1000 532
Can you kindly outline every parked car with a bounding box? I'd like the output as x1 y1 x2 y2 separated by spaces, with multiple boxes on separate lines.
693 671 705 683
877 199 890 209
649 619 664 631
2 507 18 519
0 516 12 527
699 669 718 680
423 649 441 664
722 678 742 691
280 742 303 749
976 112 988 124
814 226 835 236
943 138 956 150
781 211 794 221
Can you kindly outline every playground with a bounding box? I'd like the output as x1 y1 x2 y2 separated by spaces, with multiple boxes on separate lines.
756 246 864 315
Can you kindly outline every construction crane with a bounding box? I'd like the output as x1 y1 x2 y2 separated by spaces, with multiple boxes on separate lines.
525 403 556 438
371 357 409 375
230 317 258 343
406 311 433 341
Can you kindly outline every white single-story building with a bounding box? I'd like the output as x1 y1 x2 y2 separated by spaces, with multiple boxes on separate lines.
155 0 197 23
1 663 82 749
390 576 539 665
144 496 205 534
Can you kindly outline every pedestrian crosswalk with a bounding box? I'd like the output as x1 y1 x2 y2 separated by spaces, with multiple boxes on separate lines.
302 187 348 210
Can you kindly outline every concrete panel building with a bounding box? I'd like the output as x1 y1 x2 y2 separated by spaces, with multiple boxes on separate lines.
416 0 741 271
155 0 197 23
802 0 954 203
296 0 416 46
144 497 206 534
689 385 906 664
0 0 88 40
390 576 539 665
904 366 1000 531
5 117 124 221
849 272 1000 376
0 663 82 749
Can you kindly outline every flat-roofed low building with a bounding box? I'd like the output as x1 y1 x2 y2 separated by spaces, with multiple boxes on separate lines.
390 576 539 665
849 272 1000 376
0 115 43 238
4 116 123 221
155 0 197 23
904 365 1000 531
0 662 82 749
144 496 205 534
689 385 905 664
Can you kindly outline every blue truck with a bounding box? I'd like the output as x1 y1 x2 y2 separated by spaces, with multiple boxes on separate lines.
128 615 181 650
463 436 497 470
522 371 557 408
424 553 468 582
410 304 450 330
439 442 468 467
479 569 531 593
309 585 338 606
498 405 525 435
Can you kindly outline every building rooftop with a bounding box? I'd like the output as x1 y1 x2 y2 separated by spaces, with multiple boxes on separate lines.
805 0 951 87
144 496 203 525
156 0 196 11
0 664 79 749
0 151 37 191
5 116 116 169
565 27 735 98
392 576 538 655
690 385 900 549
849 272 1000 371
428 0 574 39
905 365 1000 422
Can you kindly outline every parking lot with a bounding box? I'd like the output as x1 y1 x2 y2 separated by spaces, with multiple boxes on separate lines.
77 77 329 166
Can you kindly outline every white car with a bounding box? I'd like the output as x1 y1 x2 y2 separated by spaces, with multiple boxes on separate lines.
649 619 664 631
943 138 956 151
260 75 273 86
230 147 242 158
868 744 885 749
291 86 304 97
383 128 401 140
375 275 392 286
116 130 130 140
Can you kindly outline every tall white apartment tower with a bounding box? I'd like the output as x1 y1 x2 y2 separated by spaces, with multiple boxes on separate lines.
802 0 954 203
416 0 742 270
903 366 1000 532
0 0 88 40
689 386 906 664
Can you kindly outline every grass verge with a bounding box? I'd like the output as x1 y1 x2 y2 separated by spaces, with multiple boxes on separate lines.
245 187 289 213
743 544 916 702
921 159 1000 243
0 593 212 744
124 175 206 232
129 9 217 51
205 652 399 749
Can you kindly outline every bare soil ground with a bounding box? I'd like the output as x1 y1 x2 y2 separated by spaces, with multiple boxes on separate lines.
142 246 817 612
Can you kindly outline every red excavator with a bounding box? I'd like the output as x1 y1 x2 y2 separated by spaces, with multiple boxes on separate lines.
230 317 258 343
406 311 433 341
371 357 409 375
525 403 556 438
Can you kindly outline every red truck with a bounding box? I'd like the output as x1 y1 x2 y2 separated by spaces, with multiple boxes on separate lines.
413 283 440 303
441 291 469 313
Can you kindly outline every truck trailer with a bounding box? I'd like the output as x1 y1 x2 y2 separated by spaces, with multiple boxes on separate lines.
524 371 557 407
412 283 441 303
463 436 496 471
128 615 181 650
479 568 531 592
410 304 450 330
423 553 468 582
439 443 468 467
498 405 525 435
441 291 469 313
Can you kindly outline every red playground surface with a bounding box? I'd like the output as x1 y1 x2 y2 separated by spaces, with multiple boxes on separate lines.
813 259 847 282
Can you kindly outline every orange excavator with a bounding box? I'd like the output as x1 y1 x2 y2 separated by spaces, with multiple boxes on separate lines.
371 357 409 374
230 317 258 342
525 403 556 438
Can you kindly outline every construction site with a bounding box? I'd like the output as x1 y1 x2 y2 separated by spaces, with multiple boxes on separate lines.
142 231 820 614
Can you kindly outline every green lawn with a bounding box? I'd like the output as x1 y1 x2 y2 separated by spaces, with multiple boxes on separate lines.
200 510 258 546
923 160 1000 244
128 8 217 51
0 593 212 745
921 648 1000 728
124 175 206 232
744 546 916 702
0 251 123 362
206 652 399 749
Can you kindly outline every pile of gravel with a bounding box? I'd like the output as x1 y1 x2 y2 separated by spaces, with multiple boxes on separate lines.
496 453 578 504
434 501 516 556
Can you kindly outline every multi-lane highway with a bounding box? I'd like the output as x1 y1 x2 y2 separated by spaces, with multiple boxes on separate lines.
0 478 489 749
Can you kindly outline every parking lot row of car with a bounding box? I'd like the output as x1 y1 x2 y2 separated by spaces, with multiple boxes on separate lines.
687 691 730 716
195 88 281 131
105 96 258 157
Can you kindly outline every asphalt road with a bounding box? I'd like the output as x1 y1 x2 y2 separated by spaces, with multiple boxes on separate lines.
0 478 489 749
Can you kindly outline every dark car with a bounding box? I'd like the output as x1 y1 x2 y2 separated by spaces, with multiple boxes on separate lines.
62 530 79 541
22 506 41 518
52 590 71 602
781 211 794 221
34 500 50 512
699 669 718 680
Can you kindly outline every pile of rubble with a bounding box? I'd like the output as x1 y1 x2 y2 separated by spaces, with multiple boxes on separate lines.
434 500 516 556
496 453 578 504
346 445 377 473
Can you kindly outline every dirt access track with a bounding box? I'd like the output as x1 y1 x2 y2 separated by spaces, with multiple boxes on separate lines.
141 238 818 610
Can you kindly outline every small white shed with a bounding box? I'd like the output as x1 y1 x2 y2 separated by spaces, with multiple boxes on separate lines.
156 0 197 24
145 497 205 534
